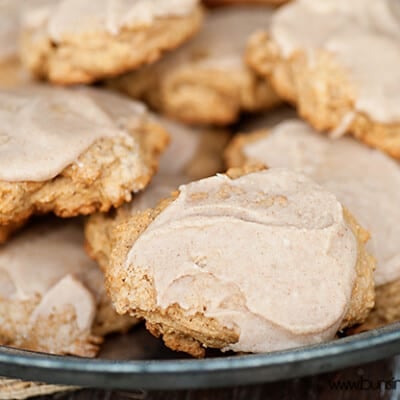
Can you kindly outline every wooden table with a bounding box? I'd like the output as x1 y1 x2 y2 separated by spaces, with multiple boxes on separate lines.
35 356 400 400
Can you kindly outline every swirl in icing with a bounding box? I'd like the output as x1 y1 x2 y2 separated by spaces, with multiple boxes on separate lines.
0 86 146 182
270 0 400 123
243 119 400 286
126 169 358 353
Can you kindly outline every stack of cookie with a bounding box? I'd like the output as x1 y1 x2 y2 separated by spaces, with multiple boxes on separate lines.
0 0 397 359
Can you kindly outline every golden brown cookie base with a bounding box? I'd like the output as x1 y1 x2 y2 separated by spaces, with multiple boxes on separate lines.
246 32 400 159
20 7 203 85
109 63 281 126
0 120 168 233
341 209 375 329
349 279 400 333
106 166 375 357
85 211 121 273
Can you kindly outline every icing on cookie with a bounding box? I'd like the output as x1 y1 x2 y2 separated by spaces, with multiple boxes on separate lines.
126 169 358 353
270 0 400 123
150 6 273 71
22 0 198 41
0 223 102 333
0 86 146 182
243 120 400 286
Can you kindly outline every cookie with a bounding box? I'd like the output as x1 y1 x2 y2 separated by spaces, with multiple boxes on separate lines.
349 280 400 333
0 86 168 243
0 220 137 357
109 6 280 126
19 0 203 85
226 118 400 327
106 167 375 357
246 0 400 158
85 118 230 271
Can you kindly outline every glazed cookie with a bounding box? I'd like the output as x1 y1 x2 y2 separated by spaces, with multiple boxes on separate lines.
106 168 375 357
85 118 229 271
246 0 400 159
226 119 400 329
0 221 137 357
0 86 168 244
20 0 203 85
109 6 280 126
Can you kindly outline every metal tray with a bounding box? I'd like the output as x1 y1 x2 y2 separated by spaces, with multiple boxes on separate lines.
1 322 400 390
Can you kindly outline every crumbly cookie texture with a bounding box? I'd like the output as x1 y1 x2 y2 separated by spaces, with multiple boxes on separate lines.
246 0 400 158
0 87 169 241
20 2 203 85
226 120 400 292
106 167 375 357
109 6 280 126
85 120 230 272
0 221 136 357
349 279 400 333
